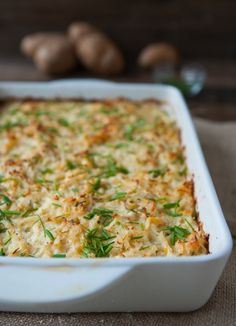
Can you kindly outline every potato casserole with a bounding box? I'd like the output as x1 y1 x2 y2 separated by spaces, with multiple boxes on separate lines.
0 98 208 258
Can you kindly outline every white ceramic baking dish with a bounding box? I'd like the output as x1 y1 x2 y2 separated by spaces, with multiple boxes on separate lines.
0 80 232 313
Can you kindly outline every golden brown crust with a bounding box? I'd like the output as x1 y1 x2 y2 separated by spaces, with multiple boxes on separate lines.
0 98 208 258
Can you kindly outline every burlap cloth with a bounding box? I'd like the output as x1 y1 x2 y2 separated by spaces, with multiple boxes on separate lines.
0 118 235 326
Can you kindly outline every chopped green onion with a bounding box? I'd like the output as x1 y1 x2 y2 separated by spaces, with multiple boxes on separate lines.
131 235 143 240
163 226 191 246
148 168 166 177
66 160 77 170
53 253 66 258
109 192 127 201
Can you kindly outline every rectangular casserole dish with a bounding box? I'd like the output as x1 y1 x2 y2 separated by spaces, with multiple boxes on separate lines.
0 79 232 313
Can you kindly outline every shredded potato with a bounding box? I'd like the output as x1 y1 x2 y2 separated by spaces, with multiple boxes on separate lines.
0 99 208 258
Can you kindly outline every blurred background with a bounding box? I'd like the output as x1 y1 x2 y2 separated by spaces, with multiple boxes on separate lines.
0 0 235 120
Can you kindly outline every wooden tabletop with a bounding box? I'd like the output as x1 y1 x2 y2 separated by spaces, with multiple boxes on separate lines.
0 57 235 122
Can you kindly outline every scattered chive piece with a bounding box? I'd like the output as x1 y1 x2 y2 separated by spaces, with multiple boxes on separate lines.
71 187 79 193
0 223 7 233
0 209 21 217
35 178 52 185
66 160 77 170
102 157 129 178
0 193 12 206
184 218 195 231
163 226 191 246
22 208 38 218
92 178 101 193
131 236 143 240
124 124 135 140
124 119 146 140
41 168 53 175
109 192 127 201
82 228 115 258
53 253 66 258
163 201 180 209
140 245 150 251
99 106 118 115
148 168 166 178
58 118 69 127
44 229 55 241
0 248 5 256
38 217 55 242
114 143 129 149
4 234 12 245
178 167 187 176
47 127 60 135
52 203 62 208
84 208 114 226
163 201 182 217
0 121 22 130
151 197 167 203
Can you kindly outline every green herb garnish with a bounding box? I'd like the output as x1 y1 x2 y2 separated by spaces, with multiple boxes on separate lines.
82 228 115 258
0 223 7 233
163 226 191 245
41 168 53 175
102 157 129 178
140 245 150 251
47 127 60 135
38 217 55 241
58 118 69 127
53 253 66 258
99 106 118 115
131 235 143 240
52 203 62 208
4 234 12 245
109 192 127 201
0 209 21 218
0 248 5 256
148 168 166 178
91 178 101 193
35 178 52 185
114 143 129 149
124 119 146 140
0 121 22 130
178 167 187 176
22 208 38 218
84 208 114 226
0 193 12 206
163 201 182 217
66 160 77 170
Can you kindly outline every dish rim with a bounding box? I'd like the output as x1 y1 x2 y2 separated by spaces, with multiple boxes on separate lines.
0 79 232 265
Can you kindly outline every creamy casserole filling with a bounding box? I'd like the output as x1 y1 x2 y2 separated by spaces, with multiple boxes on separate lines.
0 99 208 258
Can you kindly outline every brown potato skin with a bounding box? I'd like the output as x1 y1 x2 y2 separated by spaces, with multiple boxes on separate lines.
34 36 77 75
20 32 64 58
68 22 98 43
138 43 179 68
75 32 124 75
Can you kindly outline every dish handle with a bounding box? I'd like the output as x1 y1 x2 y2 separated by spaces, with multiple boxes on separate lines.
0 264 132 304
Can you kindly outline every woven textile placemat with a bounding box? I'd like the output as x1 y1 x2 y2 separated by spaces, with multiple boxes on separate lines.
0 118 235 326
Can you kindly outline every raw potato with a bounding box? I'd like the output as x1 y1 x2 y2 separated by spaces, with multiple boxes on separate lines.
20 32 64 58
34 36 77 75
138 43 179 68
21 33 77 75
75 32 124 75
68 22 98 43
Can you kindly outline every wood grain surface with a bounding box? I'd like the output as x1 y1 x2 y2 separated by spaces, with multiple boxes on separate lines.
0 0 236 61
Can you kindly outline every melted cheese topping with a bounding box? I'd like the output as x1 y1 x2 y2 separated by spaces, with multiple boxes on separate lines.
0 99 208 258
